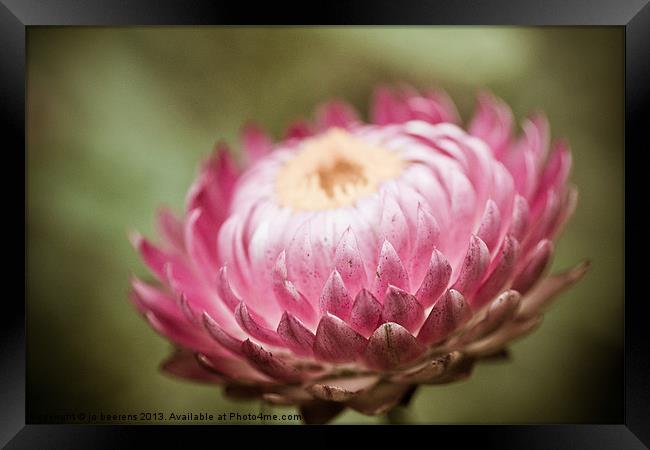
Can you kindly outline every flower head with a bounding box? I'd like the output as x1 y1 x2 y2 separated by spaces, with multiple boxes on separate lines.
130 86 587 422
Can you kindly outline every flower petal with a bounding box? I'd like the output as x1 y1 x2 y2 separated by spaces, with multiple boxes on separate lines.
371 86 409 125
472 234 520 308
196 353 271 383
286 219 325 302
240 340 302 382
417 289 471 346
185 208 218 277
468 92 513 158
202 311 244 356
350 289 383 338
277 312 315 357
518 260 590 319
235 303 285 347
364 322 425 370
372 240 410 302
461 290 521 343
216 266 242 312
284 119 313 140
313 314 367 363
241 122 272 163
452 235 490 295
315 100 359 131
319 270 353 322
512 240 553 294
415 248 452 308
379 192 411 261
410 204 440 285
382 285 424 334
509 195 530 241
333 227 367 298
307 375 380 402
272 251 316 325
186 143 238 227
161 350 223 384
156 207 185 252
390 351 466 385
476 199 501 252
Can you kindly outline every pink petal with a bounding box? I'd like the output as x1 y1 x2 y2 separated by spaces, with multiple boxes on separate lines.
518 113 550 164
271 251 316 325
518 261 590 319
418 289 471 346
186 143 238 227
468 92 513 158
286 219 325 302
161 350 223 384
452 235 490 295
277 312 315 357
410 204 440 286
407 89 459 124
313 314 367 363
549 186 578 239
235 303 285 347
379 192 411 261
143 311 211 353
130 277 183 322
512 240 554 294
129 232 172 281
184 208 218 277
539 140 572 194
416 248 452 308
315 100 359 131
240 340 302 382
476 199 502 252
462 290 521 342
284 119 313 140
373 240 410 302
197 353 271 383
370 86 409 125
350 289 383 338
382 285 424 334
319 270 353 322
472 234 520 308
216 215 251 299
156 207 185 252
505 144 537 200
202 311 244 356
333 227 368 298
364 322 425 370
178 293 199 325
241 122 272 163
216 266 241 312
509 195 530 241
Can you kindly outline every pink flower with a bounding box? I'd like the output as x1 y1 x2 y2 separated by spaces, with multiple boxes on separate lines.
130 86 587 423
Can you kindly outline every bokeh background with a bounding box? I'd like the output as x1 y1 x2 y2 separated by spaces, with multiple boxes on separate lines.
26 27 623 424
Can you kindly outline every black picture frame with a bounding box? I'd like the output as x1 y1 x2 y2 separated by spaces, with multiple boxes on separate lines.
6 0 647 447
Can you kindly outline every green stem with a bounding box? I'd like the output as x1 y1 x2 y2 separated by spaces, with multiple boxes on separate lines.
385 406 411 424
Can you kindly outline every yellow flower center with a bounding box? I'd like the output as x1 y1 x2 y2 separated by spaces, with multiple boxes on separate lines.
276 128 404 211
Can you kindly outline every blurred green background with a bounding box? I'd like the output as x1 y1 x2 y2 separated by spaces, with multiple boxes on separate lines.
26 27 623 424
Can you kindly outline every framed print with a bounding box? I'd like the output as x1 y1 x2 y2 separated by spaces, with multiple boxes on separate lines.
5 0 648 447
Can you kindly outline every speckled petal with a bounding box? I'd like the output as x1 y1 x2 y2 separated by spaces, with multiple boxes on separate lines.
350 289 383 337
364 322 425 370
277 312 315 357
373 240 410 302
382 285 424 334
416 248 452 308
313 314 367 363
417 289 471 346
